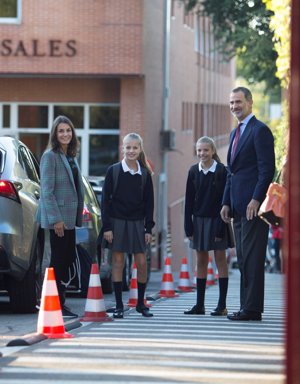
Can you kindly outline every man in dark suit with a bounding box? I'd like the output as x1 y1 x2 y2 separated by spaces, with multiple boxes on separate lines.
221 87 275 321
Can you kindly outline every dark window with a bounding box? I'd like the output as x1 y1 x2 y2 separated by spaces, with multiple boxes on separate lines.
89 106 119 129
3 105 10 128
18 105 48 128
0 0 17 18
54 106 84 129
89 135 119 176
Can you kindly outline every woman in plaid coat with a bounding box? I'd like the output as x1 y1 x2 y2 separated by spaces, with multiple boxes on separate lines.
37 115 84 318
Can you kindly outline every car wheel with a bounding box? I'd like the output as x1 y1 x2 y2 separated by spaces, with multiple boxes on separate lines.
9 239 43 314
101 274 113 294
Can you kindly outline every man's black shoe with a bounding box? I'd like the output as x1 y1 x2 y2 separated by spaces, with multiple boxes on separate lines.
62 306 78 319
113 308 124 319
136 305 153 317
184 305 205 315
227 310 262 321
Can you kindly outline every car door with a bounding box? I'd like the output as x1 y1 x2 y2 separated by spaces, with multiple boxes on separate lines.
16 145 40 265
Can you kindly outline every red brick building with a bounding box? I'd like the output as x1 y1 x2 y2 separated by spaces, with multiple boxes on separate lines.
0 0 234 270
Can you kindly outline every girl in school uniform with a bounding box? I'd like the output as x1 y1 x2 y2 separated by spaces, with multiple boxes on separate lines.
102 133 155 318
184 136 233 316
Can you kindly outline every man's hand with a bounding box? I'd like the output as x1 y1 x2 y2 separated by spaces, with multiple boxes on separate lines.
246 199 260 220
220 205 231 223
104 230 113 243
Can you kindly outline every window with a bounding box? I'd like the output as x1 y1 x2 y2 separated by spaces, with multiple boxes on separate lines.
54 106 84 129
3 105 10 128
89 105 119 129
89 135 119 176
18 146 40 183
0 0 21 24
0 102 120 176
18 105 48 128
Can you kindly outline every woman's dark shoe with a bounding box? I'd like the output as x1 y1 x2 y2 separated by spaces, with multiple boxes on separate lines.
210 307 228 316
184 305 205 315
136 305 153 317
113 308 124 319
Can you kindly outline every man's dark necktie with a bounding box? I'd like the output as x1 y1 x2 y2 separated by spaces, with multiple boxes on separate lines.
231 123 242 163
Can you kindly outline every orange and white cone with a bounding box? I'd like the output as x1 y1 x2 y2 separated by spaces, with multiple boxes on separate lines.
127 263 150 307
215 267 219 281
159 256 179 297
37 267 73 338
81 263 113 322
192 264 197 287
206 256 215 287
177 257 193 292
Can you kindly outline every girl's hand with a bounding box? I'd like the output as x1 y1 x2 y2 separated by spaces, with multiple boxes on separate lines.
104 230 113 244
145 233 152 245
54 221 66 237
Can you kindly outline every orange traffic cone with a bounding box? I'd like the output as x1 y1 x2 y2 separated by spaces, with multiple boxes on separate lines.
37 267 72 338
159 256 179 297
81 263 113 322
206 256 215 287
215 267 219 281
127 263 150 307
177 257 193 292
192 264 197 287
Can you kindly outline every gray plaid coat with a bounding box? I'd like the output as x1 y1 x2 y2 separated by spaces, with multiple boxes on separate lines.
37 149 84 229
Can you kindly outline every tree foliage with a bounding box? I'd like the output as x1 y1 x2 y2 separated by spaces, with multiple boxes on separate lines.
263 0 290 88
181 0 280 93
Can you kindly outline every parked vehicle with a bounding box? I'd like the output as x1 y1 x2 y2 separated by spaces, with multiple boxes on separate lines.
0 137 43 313
87 175 105 206
71 176 113 295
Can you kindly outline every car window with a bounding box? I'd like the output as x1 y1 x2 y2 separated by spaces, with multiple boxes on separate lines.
82 176 99 208
0 147 4 174
18 146 40 183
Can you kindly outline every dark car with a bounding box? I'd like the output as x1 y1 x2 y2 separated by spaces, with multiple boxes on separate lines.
0 137 43 313
72 176 113 294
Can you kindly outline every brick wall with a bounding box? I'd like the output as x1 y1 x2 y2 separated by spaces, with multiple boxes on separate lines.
0 0 143 75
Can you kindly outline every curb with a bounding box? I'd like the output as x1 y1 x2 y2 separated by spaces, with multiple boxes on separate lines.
6 320 82 347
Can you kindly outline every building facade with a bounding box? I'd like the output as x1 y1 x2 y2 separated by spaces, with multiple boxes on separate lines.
0 0 235 271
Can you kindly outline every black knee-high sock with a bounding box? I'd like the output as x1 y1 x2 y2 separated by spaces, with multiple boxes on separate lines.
137 282 146 307
113 282 123 309
217 277 228 309
196 278 206 307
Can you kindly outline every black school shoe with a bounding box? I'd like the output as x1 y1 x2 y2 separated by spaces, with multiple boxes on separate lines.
136 305 153 317
184 305 205 315
113 308 124 319
210 307 228 316
61 305 78 319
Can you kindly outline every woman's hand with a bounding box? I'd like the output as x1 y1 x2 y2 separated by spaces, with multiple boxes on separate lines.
104 230 113 244
145 233 152 245
54 221 66 237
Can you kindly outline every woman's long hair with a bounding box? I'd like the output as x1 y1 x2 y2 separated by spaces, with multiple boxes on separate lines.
123 132 153 174
48 115 79 157
196 136 221 163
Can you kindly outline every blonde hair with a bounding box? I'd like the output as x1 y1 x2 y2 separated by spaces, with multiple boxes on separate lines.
123 132 153 174
196 136 221 163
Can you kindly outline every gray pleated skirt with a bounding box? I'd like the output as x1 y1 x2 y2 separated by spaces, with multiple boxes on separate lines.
104 218 146 254
190 217 234 252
